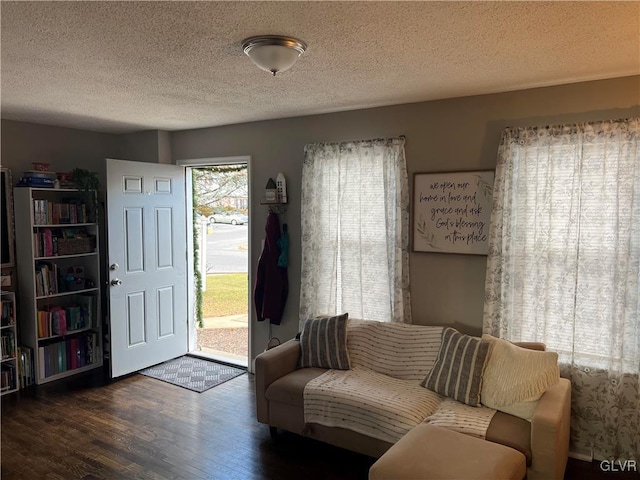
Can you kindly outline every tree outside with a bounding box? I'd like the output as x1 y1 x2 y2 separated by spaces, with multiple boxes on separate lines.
192 165 248 217
192 166 248 362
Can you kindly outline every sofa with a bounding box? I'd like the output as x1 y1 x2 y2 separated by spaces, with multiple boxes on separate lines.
255 318 571 480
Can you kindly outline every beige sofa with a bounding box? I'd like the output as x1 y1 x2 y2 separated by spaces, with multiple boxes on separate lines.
255 322 571 480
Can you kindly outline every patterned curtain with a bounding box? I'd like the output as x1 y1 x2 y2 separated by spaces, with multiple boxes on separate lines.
484 118 640 461
300 137 411 324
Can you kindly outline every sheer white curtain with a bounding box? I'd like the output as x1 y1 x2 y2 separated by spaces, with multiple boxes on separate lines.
300 137 411 324
484 118 639 461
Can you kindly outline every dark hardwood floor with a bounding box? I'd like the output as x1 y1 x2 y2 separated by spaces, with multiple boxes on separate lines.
1 370 374 479
1 370 635 479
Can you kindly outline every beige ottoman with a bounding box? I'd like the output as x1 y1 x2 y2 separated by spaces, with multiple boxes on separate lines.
369 424 526 480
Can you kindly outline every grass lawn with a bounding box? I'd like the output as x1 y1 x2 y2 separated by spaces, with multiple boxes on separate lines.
202 273 248 317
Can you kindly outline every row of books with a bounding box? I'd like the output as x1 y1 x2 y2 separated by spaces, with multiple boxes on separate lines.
35 262 59 296
37 296 94 338
33 199 90 225
38 332 99 379
1 330 16 359
1 363 17 392
33 228 94 257
1 300 15 327
17 171 56 188
4 346 37 391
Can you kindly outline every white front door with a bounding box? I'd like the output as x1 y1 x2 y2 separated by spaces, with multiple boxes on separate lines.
106 158 188 377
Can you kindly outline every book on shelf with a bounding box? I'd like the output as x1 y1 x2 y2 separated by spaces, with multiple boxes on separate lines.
1 363 17 391
1 330 16 359
1 300 15 326
76 295 94 328
37 310 51 338
38 332 98 378
37 297 94 338
34 262 59 296
50 307 67 335
33 228 96 257
32 199 91 225
17 171 56 188
18 347 34 388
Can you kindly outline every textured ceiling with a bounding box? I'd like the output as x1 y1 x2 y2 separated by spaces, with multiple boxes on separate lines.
1 1 639 134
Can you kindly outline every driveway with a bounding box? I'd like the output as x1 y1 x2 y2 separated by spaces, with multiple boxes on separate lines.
206 223 248 273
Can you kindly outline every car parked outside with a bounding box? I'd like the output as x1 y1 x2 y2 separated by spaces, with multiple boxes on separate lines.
209 212 249 225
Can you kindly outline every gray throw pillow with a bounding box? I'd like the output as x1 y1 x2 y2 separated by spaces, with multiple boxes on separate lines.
421 327 491 407
299 313 350 370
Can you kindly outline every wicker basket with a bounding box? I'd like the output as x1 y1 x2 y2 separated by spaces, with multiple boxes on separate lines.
57 236 96 256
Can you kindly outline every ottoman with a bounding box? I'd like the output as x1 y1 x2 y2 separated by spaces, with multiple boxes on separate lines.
369 424 526 480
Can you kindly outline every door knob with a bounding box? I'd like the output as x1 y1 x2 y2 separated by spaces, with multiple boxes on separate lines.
110 279 123 286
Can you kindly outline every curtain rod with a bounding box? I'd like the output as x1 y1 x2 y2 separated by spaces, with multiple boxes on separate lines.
305 135 405 147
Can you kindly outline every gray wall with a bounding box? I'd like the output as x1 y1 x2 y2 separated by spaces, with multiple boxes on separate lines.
0 122 171 180
2 76 639 366
120 130 174 164
1 120 121 185
170 75 640 363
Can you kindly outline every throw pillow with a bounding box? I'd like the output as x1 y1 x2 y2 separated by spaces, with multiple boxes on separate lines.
299 313 350 370
421 327 491 407
480 335 560 420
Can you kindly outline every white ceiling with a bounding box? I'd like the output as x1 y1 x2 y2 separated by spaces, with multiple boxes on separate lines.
1 1 638 134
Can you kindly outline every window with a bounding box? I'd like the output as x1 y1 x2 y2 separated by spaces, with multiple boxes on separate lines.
484 118 639 460
299 137 411 324
486 121 639 370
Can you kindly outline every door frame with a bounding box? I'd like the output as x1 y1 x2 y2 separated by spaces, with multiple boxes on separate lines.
176 156 253 371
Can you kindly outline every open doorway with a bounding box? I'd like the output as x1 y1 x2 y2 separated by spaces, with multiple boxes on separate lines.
186 160 249 368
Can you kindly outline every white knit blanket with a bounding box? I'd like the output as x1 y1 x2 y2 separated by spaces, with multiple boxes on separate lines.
424 397 497 439
303 367 442 444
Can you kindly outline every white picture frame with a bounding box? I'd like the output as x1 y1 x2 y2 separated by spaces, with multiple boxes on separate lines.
412 170 494 255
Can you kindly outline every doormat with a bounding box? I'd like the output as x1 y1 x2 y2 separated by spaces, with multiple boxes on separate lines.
139 356 246 393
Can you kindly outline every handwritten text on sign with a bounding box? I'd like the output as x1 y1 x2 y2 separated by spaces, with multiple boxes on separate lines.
413 171 494 254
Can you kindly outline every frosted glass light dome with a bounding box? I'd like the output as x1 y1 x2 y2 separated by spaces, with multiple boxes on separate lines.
242 35 307 76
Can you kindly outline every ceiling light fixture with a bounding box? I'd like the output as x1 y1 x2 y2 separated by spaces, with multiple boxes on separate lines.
242 35 307 76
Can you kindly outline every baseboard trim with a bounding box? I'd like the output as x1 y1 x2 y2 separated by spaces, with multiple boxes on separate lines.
569 445 593 462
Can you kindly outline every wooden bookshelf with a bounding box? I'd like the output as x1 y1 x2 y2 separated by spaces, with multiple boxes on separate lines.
14 188 103 384
1 291 19 395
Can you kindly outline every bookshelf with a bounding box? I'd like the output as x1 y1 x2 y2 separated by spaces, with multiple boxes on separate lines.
1 291 19 395
14 188 103 384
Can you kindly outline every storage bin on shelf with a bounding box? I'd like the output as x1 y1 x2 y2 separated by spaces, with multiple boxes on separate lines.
56 236 96 256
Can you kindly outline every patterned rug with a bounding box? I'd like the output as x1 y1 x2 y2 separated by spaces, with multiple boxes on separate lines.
139 356 246 393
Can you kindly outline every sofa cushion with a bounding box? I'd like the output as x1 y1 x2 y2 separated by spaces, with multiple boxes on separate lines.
422 328 491 407
348 319 443 380
300 313 350 369
266 367 327 408
369 424 527 480
481 335 559 419
486 411 532 465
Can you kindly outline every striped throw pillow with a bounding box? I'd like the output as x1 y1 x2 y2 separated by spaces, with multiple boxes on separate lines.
300 313 350 370
421 328 491 407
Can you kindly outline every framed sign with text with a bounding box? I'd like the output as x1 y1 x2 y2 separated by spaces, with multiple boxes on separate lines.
412 170 494 254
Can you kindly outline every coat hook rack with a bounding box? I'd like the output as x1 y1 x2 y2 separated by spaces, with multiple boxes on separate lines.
263 203 287 215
